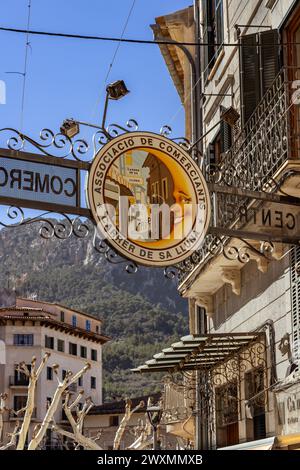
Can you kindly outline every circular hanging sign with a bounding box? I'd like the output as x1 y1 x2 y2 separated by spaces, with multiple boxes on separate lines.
87 131 211 267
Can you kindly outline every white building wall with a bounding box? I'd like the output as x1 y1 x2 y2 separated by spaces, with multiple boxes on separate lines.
0 305 105 446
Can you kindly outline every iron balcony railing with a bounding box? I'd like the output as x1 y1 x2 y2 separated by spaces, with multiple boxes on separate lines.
178 67 298 285
161 380 194 425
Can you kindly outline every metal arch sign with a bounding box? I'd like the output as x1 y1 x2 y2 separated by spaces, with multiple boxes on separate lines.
87 131 211 267
0 148 89 217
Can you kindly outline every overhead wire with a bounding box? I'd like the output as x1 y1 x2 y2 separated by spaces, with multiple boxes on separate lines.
1 25 300 47
20 0 32 132
91 0 136 121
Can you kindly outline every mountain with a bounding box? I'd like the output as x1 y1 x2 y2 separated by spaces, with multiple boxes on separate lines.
0 220 188 401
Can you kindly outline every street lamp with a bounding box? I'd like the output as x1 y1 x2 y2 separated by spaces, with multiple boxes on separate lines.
60 80 130 138
102 80 130 129
146 404 163 450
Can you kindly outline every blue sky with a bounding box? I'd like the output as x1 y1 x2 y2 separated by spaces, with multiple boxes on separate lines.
0 0 191 139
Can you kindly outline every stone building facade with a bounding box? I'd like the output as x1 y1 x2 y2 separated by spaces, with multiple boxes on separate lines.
134 0 300 450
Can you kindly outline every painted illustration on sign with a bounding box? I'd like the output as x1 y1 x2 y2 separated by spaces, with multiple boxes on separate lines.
87 131 211 267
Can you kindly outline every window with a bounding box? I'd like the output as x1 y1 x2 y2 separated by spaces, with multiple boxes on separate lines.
60 311 65 322
202 0 224 79
46 397 52 408
91 349 97 361
69 342 77 356
47 367 53 381
207 120 232 166
13 334 33 346
161 178 168 201
196 306 208 334
80 346 87 358
239 29 280 125
86 320 91 331
109 415 119 427
245 368 266 441
151 181 160 204
215 382 239 448
57 339 65 353
62 369 67 380
72 315 77 328
154 181 160 203
91 376 96 389
96 325 99 334
78 376 83 387
13 395 27 411
45 335 54 350
14 365 30 386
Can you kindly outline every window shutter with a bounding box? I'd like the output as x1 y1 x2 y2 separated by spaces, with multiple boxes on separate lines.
239 33 260 126
259 29 280 97
240 29 281 126
291 247 300 362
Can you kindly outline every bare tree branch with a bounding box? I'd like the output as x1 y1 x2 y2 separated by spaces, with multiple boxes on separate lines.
113 399 145 450
27 363 91 450
62 392 102 450
17 353 51 450
0 421 20 450
0 393 8 443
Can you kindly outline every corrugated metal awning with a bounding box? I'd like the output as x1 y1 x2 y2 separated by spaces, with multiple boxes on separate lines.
218 436 275 450
132 332 260 373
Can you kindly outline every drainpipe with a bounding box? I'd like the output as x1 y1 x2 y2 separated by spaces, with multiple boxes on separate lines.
193 0 206 451
194 0 203 160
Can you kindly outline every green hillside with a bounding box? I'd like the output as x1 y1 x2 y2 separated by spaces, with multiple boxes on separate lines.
0 221 188 400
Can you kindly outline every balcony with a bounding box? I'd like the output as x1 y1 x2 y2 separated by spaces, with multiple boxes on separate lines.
161 379 195 440
9 376 29 387
178 68 300 288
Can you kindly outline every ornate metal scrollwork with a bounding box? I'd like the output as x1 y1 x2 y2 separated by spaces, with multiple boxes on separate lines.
0 118 140 163
0 206 90 240
179 69 293 283
92 231 138 274
161 336 268 430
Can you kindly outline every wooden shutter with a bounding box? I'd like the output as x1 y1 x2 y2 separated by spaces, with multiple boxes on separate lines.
239 29 281 126
220 120 232 153
259 29 280 97
239 33 260 126
291 247 300 362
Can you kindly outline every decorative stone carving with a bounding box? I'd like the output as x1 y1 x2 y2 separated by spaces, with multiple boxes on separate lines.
220 268 241 295
271 243 285 260
248 241 269 273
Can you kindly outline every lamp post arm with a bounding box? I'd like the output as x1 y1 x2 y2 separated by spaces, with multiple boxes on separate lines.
101 92 110 129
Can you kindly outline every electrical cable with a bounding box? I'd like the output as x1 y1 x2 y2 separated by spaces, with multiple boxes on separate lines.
91 0 136 121
20 0 32 132
1 25 300 47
